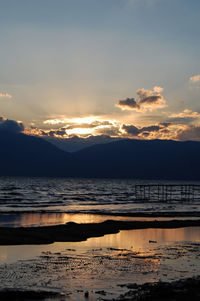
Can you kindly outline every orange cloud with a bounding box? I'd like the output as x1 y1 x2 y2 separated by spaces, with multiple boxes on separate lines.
0 92 12 99
189 74 200 83
170 109 200 119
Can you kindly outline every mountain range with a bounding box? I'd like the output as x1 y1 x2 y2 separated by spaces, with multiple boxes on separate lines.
1 129 200 180
44 135 120 152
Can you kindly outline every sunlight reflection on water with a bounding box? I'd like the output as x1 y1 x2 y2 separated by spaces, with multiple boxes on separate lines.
1 227 200 264
1 212 199 227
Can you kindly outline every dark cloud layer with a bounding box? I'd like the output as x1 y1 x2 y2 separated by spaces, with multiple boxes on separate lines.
122 124 140 136
176 126 200 141
0 117 24 133
122 124 162 137
117 98 139 110
139 95 163 105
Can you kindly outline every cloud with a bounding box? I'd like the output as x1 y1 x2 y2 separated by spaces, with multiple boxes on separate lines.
159 122 171 127
121 122 187 140
176 126 200 141
27 108 200 142
122 123 163 137
170 109 200 119
94 125 121 137
65 120 113 130
43 119 65 125
122 124 141 136
27 118 200 142
169 109 200 124
116 86 166 112
153 86 164 93
142 125 161 132
48 129 67 137
137 87 166 109
0 92 12 99
189 74 200 83
0 117 24 133
26 119 121 139
116 98 140 111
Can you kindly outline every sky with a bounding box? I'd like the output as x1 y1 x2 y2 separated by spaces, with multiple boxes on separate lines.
0 0 200 141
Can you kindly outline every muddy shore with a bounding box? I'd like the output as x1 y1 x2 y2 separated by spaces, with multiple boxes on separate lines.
1 219 200 245
1 276 200 301
114 276 200 301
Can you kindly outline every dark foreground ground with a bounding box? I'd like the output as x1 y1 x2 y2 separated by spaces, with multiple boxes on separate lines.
0 219 200 245
0 276 200 300
115 276 200 301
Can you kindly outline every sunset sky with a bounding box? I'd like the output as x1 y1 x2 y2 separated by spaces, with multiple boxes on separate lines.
0 0 200 140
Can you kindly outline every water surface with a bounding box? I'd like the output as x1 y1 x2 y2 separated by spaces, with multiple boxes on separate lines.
1 177 200 215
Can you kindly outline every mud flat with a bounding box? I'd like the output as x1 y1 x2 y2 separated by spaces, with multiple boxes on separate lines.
1 219 200 245
0 289 61 301
2 277 200 301
0 225 200 300
115 276 200 301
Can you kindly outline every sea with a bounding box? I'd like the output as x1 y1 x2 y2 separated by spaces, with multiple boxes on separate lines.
1 177 200 214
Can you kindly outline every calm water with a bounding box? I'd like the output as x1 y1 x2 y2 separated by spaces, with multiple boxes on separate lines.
0 177 200 215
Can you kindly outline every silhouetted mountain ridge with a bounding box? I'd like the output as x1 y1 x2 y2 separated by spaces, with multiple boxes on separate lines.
0 130 74 176
44 135 121 152
74 138 200 180
1 130 200 180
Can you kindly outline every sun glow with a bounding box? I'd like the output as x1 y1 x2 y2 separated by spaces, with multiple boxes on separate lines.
44 116 103 126
39 116 120 137
66 127 95 136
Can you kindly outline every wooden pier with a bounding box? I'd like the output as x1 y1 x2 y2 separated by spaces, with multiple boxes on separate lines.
134 184 200 202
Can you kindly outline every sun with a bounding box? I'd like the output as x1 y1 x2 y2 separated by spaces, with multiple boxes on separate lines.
40 115 118 138
66 127 95 136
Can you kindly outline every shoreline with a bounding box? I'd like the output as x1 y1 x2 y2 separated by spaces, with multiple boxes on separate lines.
1 219 200 245
1 210 200 217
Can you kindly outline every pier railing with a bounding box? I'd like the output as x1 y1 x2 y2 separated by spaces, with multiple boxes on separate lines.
134 184 200 202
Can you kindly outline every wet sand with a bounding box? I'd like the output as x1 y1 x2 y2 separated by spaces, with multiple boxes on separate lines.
1 219 200 245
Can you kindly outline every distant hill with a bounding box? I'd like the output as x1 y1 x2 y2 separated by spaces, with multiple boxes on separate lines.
0 130 74 177
1 130 200 180
74 139 200 180
44 135 121 152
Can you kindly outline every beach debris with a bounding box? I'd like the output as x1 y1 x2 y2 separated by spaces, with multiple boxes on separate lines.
149 240 157 243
